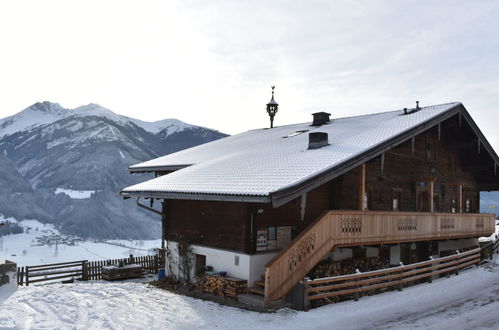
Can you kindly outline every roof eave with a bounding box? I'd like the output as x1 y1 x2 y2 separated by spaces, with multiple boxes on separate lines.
128 164 192 173
119 190 270 203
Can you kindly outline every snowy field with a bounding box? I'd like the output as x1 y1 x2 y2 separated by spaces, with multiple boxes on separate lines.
0 217 161 266
1 254 499 329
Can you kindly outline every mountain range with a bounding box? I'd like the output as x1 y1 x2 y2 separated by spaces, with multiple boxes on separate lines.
0 102 227 239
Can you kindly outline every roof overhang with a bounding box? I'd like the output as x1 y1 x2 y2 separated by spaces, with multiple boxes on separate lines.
120 190 270 203
128 164 192 174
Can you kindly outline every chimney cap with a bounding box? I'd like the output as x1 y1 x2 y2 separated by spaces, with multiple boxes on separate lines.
308 132 329 149
311 112 331 126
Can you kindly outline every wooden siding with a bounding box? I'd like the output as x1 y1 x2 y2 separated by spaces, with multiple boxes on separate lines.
264 210 494 303
166 200 249 252
164 116 488 255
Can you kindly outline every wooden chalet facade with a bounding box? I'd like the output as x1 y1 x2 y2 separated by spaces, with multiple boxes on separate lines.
120 102 497 305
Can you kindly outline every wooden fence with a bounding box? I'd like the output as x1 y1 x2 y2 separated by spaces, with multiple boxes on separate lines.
17 254 159 286
86 255 159 281
303 247 481 309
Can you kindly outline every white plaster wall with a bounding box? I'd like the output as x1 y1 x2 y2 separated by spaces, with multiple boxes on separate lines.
164 241 277 285
390 245 400 265
248 252 278 285
438 238 478 254
191 245 251 281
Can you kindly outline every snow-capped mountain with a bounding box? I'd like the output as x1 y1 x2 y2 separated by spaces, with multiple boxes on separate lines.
0 102 227 239
0 101 196 138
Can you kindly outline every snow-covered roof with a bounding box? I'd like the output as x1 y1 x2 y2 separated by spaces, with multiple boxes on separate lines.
120 102 474 206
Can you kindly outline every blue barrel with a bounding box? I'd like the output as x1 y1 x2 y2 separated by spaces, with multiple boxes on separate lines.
158 268 166 280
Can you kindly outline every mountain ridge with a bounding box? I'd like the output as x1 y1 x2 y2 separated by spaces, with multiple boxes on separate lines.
0 102 228 239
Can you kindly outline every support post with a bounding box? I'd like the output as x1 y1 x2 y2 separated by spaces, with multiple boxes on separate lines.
411 137 415 156
438 123 441 140
380 153 385 174
359 164 366 210
458 184 463 214
429 180 434 213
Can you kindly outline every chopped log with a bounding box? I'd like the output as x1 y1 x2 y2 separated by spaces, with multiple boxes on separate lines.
196 274 247 298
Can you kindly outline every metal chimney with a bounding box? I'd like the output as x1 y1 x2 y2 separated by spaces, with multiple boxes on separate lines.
308 132 329 149
311 112 331 126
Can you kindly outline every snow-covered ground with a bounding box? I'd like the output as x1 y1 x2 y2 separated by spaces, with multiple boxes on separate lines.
1 253 499 329
0 218 161 266
55 188 95 199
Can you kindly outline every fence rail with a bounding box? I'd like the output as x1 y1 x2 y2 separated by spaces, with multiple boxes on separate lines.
17 254 159 286
303 247 481 307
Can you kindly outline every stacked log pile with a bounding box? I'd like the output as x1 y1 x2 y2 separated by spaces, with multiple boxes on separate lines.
196 274 247 298
308 256 390 279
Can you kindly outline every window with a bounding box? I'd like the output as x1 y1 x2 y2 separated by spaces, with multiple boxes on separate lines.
256 226 292 251
451 199 457 213
393 190 402 211
195 254 206 275
393 198 399 211
466 199 471 213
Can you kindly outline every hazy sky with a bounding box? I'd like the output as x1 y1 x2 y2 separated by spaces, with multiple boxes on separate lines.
1 1 499 143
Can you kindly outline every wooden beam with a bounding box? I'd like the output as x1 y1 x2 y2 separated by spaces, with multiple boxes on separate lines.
459 184 463 214
438 123 441 140
381 153 385 174
411 137 415 156
429 180 434 213
359 164 366 210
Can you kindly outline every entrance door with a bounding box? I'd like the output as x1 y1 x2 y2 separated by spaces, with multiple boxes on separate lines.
416 190 429 212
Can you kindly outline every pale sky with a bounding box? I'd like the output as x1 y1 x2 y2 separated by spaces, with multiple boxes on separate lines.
1 1 499 145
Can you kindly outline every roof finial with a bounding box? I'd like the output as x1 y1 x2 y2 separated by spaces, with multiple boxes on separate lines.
266 85 279 128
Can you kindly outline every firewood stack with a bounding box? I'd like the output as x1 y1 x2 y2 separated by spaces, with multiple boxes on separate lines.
196 274 247 299
309 256 390 279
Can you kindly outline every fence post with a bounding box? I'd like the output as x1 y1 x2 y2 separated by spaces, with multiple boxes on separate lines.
428 257 433 283
302 279 311 311
25 266 29 286
82 261 88 281
354 269 361 301
17 267 23 286
129 254 135 264
398 262 404 291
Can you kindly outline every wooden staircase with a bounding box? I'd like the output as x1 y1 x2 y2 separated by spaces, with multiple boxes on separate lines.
263 210 495 305
247 279 265 296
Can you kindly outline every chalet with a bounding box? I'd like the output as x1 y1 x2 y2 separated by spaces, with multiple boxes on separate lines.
120 99 497 305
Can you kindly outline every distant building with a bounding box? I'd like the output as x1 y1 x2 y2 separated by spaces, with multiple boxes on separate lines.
121 101 496 305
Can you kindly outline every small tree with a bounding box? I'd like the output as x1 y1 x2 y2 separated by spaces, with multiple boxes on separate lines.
177 236 193 284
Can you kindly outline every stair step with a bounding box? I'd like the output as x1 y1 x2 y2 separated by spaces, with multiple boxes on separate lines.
248 286 265 295
253 280 265 288
238 293 288 309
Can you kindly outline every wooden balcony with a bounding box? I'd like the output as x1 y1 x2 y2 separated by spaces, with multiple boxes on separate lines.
264 210 495 304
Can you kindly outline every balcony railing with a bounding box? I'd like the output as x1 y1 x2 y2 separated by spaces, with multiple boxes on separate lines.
264 210 495 303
